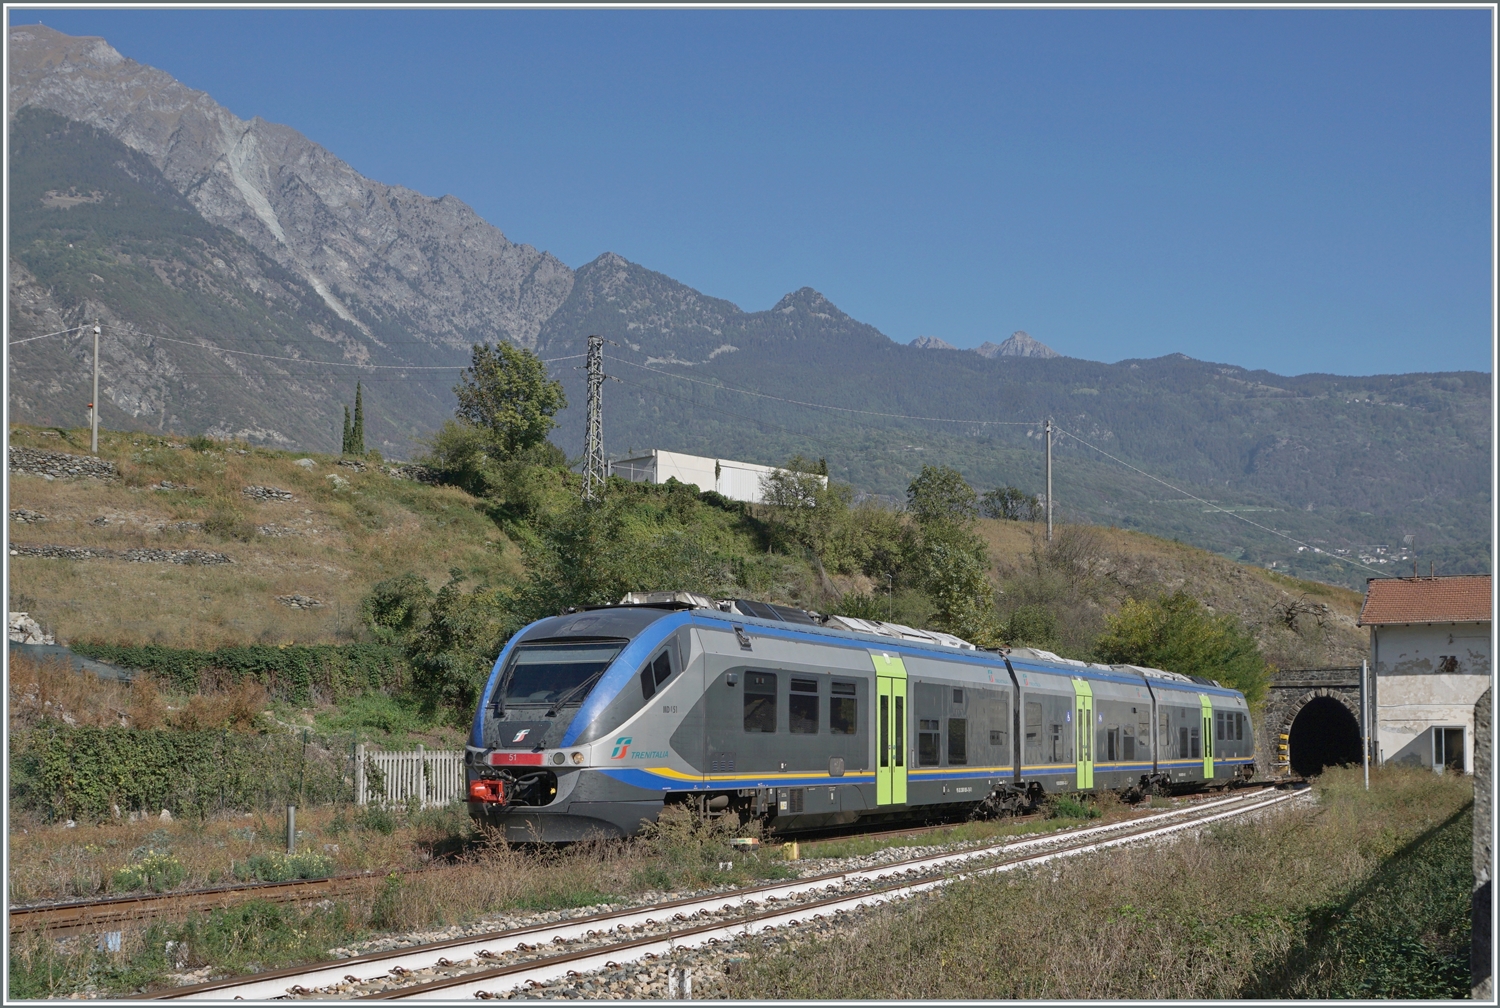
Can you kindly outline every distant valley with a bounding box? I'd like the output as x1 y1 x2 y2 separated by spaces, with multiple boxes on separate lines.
7 24 1490 589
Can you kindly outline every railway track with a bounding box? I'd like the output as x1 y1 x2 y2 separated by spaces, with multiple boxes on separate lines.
11 786 1259 938
8 867 445 937
151 786 1305 1000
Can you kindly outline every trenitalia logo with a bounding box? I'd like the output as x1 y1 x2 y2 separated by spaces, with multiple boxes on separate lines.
610 737 632 759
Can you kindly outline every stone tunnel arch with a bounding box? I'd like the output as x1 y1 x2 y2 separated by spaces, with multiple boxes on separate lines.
1284 691 1362 777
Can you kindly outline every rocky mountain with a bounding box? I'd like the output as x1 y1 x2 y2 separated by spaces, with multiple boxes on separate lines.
7 107 455 451
975 331 1060 359
909 335 959 351
8 25 573 353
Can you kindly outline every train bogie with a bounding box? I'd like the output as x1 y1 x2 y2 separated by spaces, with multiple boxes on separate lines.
466 598 1256 841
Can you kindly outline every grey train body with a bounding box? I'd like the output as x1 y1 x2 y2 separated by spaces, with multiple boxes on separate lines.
466 602 1256 842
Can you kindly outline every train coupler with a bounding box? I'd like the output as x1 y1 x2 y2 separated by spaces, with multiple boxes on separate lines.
468 779 506 804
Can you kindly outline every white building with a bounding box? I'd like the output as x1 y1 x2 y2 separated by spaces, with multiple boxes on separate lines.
1360 574 1492 772
608 449 824 505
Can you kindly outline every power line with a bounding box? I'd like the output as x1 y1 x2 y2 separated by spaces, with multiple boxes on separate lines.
604 353 1039 426
8 324 87 345
609 373 843 450
1054 425 1388 576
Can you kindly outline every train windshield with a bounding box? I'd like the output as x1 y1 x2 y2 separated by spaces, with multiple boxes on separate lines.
494 640 626 708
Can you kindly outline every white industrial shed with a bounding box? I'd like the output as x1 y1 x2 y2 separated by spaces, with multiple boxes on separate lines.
608 449 823 505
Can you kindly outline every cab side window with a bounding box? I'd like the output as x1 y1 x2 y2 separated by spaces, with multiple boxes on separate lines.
639 650 673 700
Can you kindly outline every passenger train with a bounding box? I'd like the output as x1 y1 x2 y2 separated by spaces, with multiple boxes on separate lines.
466 592 1256 841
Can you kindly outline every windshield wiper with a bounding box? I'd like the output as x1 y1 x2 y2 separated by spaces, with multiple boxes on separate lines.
545 669 607 717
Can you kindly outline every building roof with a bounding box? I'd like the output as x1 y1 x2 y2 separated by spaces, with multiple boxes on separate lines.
1359 575 1492 626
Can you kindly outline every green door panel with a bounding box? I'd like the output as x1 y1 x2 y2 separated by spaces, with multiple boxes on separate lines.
1072 678 1094 790
1199 693 1214 779
872 652 908 806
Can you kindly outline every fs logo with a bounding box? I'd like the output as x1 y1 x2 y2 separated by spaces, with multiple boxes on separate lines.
610 737 632 760
510 728 531 744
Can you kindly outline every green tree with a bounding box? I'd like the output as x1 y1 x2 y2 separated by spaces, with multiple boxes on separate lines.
341 404 353 455
453 342 566 460
906 465 978 526
908 521 1002 646
981 486 1042 522
406 575 519 714
360 572 434 646
759 457 851 561
351 381 366 455
1092 591 1270 706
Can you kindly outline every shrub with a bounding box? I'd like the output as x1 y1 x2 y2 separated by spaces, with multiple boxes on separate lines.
1046 794 1100 820
1092 591 1270 705
111 851 187 893
232 850 334 883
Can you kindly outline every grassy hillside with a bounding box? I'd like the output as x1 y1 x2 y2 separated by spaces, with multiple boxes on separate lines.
9 422 1362 674
7 425 519 649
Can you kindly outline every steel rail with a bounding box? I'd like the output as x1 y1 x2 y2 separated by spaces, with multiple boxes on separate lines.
8 868 450 936
373 789 1305 1000
152 789 1288 1000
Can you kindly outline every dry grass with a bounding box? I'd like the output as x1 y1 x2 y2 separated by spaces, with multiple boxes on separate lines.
977 518 1367 667
734 765 1472 999
6 801 470 903
8 424 521 648
8 653 266 732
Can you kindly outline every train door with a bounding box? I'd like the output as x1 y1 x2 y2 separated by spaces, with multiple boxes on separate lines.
1199 694 1214 779
1072 678 1094 790
872 652 908 806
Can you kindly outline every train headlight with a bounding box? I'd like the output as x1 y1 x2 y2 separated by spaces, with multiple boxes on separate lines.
571 751 584 765
551 752 566 765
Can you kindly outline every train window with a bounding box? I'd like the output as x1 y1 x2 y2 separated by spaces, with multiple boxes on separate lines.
1024 702 1042 764
1236 712 1245 741
744 672 777 733
894 697 905 767
640 651 672 701
918 720 941 766
830 682 857 735
1190 726 1201 759
1216 711 1225 741
1160 712 1171 749
948 718 967 765
952 688 964 705
1122 725 1135 761
1179 726 1189 759
1106 726 1119 762
790 678 819 734
1051 723 1065 763
879 696 889 768
497 640 626 708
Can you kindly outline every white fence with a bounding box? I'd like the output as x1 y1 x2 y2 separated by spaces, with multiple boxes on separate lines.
354 744 465 807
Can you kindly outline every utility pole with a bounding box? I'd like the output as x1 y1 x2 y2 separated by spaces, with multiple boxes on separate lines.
1045 417 1053 541
1361 659 1370 790
582 334 607 502
90 320 101 454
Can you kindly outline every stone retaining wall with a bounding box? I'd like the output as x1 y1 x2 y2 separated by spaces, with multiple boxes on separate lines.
8 446 120 480
8 544 232 565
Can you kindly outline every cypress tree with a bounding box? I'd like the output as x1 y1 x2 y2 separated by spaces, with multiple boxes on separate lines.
352 382 366 455
341 405 353 455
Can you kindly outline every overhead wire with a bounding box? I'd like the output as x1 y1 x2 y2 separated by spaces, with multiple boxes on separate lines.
604 353 1039 426
8 324 87 345
1054 425 1388 576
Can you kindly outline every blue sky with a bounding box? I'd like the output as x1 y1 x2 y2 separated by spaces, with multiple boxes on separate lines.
11 8 1494 375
